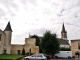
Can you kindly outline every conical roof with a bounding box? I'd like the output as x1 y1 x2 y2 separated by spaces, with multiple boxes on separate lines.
4 21 12 32
61 23 66 33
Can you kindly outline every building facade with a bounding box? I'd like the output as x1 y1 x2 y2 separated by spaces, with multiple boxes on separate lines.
71 40 80 56
0 21 12 54
0 21 39 54
0 22 70 54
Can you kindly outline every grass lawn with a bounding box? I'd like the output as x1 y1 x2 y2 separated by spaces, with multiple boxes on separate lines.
0 54 23 59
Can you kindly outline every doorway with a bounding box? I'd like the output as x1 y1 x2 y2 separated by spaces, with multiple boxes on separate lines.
4 50 6 54
17 50 20 55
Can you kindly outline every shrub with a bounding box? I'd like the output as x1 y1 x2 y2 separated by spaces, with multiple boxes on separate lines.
60 47 71 51
22 48 25 55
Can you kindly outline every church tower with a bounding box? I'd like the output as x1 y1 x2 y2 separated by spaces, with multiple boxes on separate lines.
61 23 67 40
4 21 12 54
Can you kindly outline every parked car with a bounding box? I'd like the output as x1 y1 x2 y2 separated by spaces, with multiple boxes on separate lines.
40 53 51 59
24 53 47 60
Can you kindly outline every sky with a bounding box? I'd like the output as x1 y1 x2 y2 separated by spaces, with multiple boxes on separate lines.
0 0 80 44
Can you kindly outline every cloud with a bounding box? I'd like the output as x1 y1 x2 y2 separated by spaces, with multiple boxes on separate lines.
0 0 80 44
0 8 5 18
0 0 18 9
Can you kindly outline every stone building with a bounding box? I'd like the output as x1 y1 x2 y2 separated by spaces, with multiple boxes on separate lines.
0 21 39 54
71 40 80 56
0 21 70 54
0 21 12 54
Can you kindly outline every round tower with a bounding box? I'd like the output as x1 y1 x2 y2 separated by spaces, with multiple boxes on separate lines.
4 21 12 54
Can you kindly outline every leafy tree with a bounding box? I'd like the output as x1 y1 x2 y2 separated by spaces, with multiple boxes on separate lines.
22 48 25 55
31 35 40 46
41 31 60 56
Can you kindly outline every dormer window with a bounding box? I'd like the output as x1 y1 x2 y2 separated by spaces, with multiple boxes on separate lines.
0 34 2 41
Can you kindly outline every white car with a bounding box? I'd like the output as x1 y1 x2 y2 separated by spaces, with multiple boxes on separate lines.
24 54 47 60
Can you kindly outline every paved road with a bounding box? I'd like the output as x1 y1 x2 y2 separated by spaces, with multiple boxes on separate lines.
20 58 80 60
50 58 80 60
19 55 80 60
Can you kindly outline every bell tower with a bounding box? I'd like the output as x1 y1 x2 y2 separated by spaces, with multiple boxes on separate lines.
61 23 67 40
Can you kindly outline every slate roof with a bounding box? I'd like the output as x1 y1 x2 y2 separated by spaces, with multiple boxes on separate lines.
61 23 67 33
4 21 12 32
58 38 69 45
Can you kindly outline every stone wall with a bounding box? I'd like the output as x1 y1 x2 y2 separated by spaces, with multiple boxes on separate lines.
0 30 5 54
25 38 39 54
11 38 39 54
71 40 80 56
11 45 23 54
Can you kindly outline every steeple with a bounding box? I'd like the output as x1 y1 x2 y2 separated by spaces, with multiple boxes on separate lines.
4 21 12 32
61 23 66 33
61 23 67 39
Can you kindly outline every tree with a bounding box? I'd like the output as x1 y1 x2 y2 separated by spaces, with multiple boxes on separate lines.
41 31 60 56
22 48 25 55
31 35 40 46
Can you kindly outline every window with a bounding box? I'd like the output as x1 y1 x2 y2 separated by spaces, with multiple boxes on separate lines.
78 43 80 49
31 54 36 57
29 48 31 52
4 50 6 54
17 50 20 55
37 54 42 57
0 34 2 41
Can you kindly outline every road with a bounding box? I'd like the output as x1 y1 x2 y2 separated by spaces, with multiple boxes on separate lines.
50 58 80 60
20 58 80 60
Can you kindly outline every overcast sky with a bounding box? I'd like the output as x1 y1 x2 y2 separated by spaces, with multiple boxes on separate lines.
0 0 80 44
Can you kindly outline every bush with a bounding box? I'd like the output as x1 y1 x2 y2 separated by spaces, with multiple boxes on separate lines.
60 47 71 51
22 48 25 55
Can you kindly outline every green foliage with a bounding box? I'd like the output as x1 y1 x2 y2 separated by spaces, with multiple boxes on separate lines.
39 42 43 53
60 47 71 51
31 35 40 46
41 31 60 55
22 48 25 55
